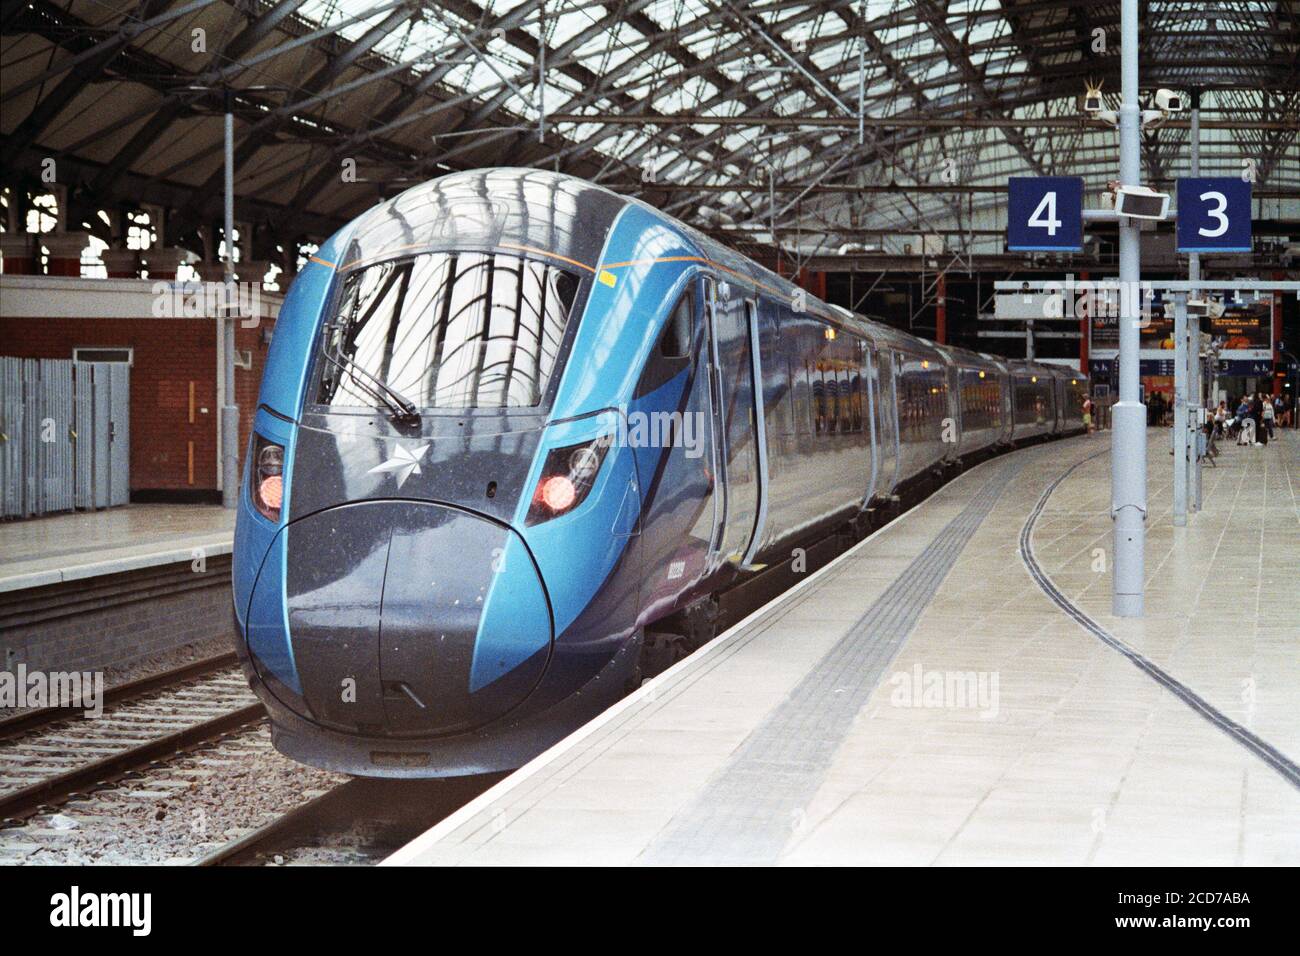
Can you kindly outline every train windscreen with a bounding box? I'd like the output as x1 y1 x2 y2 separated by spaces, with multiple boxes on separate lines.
316 251 580 410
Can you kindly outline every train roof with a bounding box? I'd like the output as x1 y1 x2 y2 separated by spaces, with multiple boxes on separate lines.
338 170 1090 382
335 168 626 277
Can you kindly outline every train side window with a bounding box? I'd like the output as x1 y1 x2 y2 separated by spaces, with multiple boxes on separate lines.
634 288 694 398
661 291 693 359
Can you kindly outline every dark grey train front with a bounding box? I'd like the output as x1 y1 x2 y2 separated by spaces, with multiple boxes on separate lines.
231 169 1089 777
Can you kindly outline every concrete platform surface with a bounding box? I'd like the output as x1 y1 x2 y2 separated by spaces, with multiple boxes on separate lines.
386 428 1299 866
0 504 234 593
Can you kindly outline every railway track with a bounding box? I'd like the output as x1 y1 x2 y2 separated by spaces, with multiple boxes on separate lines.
0 651 497 864
0 654 263 823
0 652 239 741
196 774 503 866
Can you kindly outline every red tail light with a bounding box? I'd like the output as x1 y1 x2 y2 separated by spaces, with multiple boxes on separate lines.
526 435 612 525
251 434 285 522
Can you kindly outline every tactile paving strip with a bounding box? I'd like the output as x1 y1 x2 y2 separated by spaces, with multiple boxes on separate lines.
639 458 1024 865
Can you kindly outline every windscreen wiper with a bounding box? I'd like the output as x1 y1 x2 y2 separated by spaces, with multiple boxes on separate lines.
320 333 422 427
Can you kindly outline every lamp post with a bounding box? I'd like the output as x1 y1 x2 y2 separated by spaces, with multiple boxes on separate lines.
178 83 284 509
220 88 238 510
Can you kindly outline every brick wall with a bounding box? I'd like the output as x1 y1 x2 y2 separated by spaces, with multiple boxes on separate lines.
0 316 273 493
0 556 235 675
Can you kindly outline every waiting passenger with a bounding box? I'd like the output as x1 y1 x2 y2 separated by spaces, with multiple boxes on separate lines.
1253 393 1268 447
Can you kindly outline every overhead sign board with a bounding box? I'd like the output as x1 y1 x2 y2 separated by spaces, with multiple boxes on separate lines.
1007 176 1084 252
1176 177 1252 253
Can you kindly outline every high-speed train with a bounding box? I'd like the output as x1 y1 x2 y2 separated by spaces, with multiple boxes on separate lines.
233 168 1088 777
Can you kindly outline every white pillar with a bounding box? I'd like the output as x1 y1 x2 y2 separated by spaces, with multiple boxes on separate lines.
1110 0 1147 616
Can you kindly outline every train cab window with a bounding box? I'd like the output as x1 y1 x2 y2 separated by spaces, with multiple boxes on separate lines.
634 288 694 398
316 251 580 410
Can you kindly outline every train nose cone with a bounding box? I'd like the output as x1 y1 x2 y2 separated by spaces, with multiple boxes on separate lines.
266 500 552 737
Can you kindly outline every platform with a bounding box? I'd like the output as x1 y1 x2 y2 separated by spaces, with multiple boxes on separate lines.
387 428 1299 866
1 505 237 677
0 504 234 593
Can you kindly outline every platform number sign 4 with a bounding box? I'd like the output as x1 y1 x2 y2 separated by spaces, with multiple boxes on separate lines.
1176 178 1251 253
1007 177 1083 252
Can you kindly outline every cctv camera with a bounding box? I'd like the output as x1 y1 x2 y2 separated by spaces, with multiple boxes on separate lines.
1154 88 1183 112
1114 184 1170 220
1083 91 1104 113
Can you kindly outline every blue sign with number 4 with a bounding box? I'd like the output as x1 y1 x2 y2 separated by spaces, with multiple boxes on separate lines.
1007 177 1083 252
1177 178 1251 253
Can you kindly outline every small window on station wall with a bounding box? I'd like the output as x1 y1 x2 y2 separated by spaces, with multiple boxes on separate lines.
73 347 133 366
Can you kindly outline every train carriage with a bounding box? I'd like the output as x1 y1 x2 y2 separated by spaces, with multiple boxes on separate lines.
233 168 1087 777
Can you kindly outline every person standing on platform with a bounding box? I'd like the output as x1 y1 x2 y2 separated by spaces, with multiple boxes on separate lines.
1252 393 1268 446
1262 395 1276 440
1083 396 1094 436
1234 397 1251 443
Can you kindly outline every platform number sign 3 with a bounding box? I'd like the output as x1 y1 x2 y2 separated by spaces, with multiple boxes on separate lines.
1176 178 1251 253
1007 177 1083 252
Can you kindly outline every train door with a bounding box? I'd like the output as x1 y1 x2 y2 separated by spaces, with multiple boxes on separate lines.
739 299 769 568
704 277 761 568
871 348 900 494
945 363 962 461
860 342 879 505
1001 372 1015 442
630 278 719 609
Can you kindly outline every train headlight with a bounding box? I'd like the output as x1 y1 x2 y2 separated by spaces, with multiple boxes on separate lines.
527 434 613 525
252 434 285 522
539 475 577 512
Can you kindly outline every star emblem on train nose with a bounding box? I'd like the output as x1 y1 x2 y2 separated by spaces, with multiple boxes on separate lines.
367 443 430 488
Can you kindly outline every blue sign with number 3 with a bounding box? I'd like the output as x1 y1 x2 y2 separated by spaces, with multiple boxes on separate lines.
1176 178 1251 252
1007 177 1083 252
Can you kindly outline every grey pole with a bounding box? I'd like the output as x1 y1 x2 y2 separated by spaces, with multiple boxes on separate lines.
1188 91 1203 512
1111 0 1146 616
537 4 545 143
1172 294 1188 526
1190 307 1203 510
221 95 239 509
